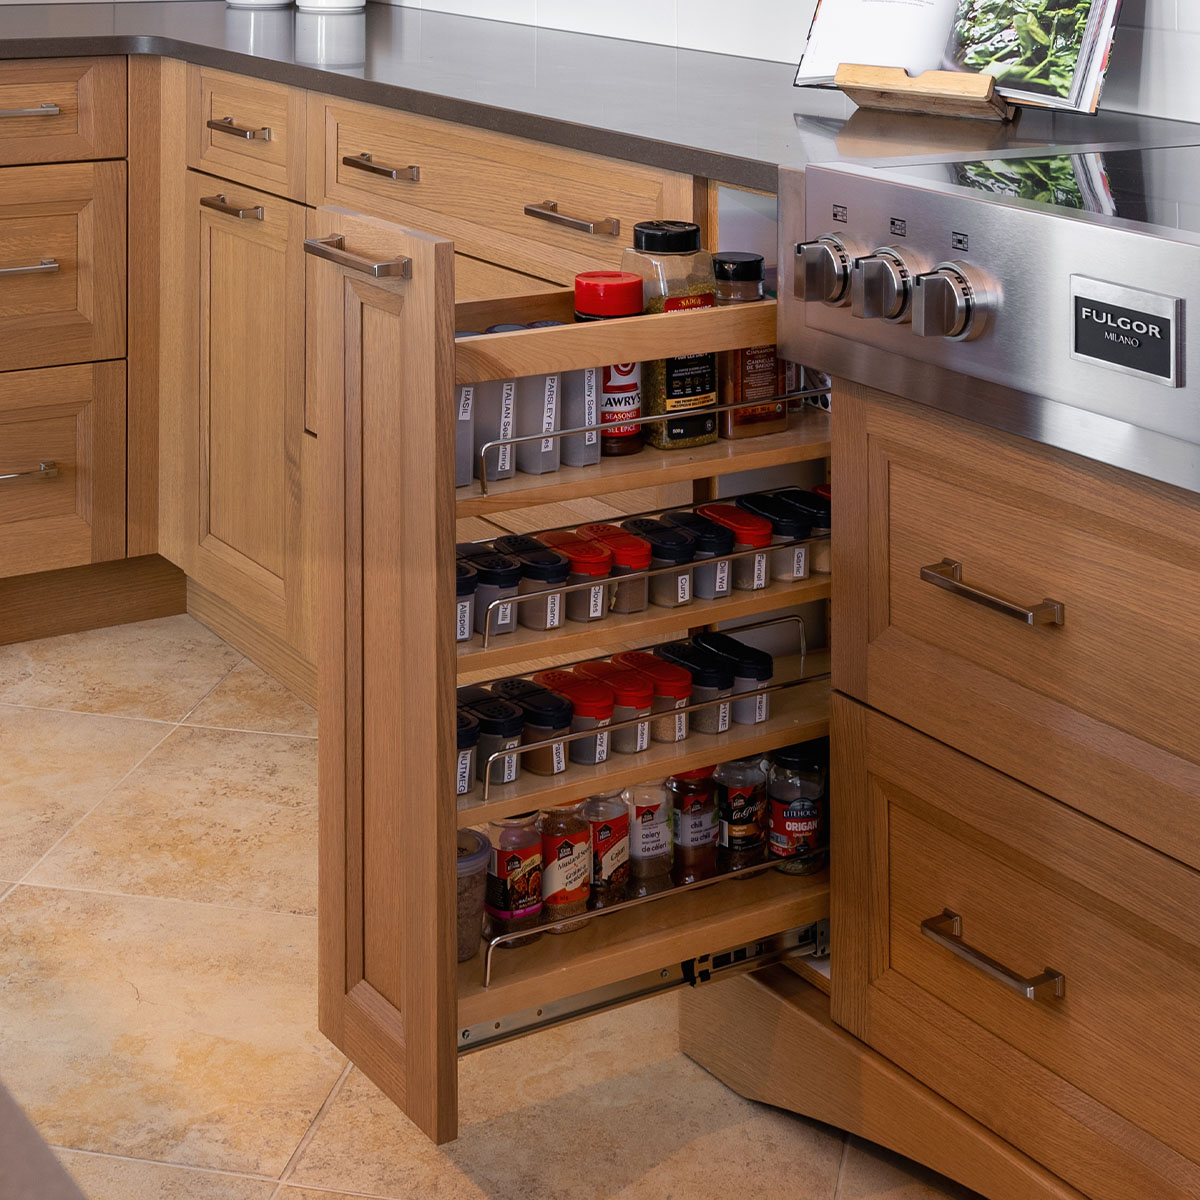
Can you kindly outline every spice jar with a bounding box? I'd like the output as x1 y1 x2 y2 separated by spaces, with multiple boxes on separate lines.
735 493 812 582
540 801 591 932
538 531 612 623
493 536 570 632
454 331 482 487
456 709 480 802
573 661 653 754
621 518 696 609
465 552 521 637
768 738 829 875
774 486 832 574
469 697 525 787
473 324 524 481
621 221 717 450
713 757 768 873
513 325 562 476
484 812 542 947
455 561 477 644
713 253 788 440
456 683 493 707
660 510 735 599
624 779 673 888
667 768 719 886
695 503 772 591
532 670 614 765
577 523 652 614
654 642 733 734
583 791 630 909
692 631 774 725
514 689 573 777
611 650 692 744
456 828 491 961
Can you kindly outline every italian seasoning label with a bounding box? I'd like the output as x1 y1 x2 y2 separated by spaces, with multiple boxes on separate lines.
497 382 515 473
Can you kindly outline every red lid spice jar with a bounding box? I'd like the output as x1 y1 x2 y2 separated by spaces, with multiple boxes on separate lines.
537 530 613 624
611 650 692 743
577 523 653 614
573 661 653 754
695 503 773 591
539 800 591 932
532 670 614 765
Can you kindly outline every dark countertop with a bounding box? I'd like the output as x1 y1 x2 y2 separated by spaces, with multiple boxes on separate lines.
2 3 1199 190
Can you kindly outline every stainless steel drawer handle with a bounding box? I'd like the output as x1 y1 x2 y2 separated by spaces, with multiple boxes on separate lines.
0 258 59 277
303 234 411 280
0 102 60 118
920 558 1065 627
523 200 620 238
0 461 58 483
200 193 264 221
343 152 420 182
207 116 271 141
922 910 1065 1002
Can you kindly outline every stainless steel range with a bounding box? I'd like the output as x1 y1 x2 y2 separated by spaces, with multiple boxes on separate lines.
778 143 1200 492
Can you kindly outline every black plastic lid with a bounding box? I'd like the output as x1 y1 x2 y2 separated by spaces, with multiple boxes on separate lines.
456 561 478 597
468 553 522 588
456 684 493 707
772 488 832 529
457 709 480 749
735 493 812 539
713 252 765 282
654 641 735 690
631 220 702 254
660 510 736 556
491 536 570 583
513 689 574 728
491 535 546 558
620 518 696 565
490 678 547 702
467 697 525 738
692 631 774 682
772 737 830 772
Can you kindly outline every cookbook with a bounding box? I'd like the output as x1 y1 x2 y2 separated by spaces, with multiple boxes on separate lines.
795 0 1123 113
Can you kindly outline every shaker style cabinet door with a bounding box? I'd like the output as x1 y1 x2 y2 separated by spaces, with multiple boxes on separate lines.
307 206 460 1143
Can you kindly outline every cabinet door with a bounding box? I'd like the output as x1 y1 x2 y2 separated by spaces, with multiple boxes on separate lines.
307 206 459 1143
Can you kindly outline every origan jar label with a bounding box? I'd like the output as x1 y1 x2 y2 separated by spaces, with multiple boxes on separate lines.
543 830 590 903
769 795 823 859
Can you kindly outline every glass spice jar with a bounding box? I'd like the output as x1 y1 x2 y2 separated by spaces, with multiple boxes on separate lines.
624 779 673 891
456 828 491 962
667 767 719 886
768 739 829 875
539 801 592 932
713 757 768 873
582 791 630 909
484 812 543 947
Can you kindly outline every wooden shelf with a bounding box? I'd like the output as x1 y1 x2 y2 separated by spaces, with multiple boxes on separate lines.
455 410 831 517
456 651 829 828
458 867 830 1027
456 572 831 677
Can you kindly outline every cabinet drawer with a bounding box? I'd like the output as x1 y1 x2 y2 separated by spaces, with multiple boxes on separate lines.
833 381 1200 871
309 95 695 283
187 66 305 200
0 161 126 371
0 57 125 166
0 362 125 578
832 698 1200 1200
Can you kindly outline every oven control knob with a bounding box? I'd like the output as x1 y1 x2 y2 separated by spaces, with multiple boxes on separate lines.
850 248 917 322
913 261 992 340
794 235 859 307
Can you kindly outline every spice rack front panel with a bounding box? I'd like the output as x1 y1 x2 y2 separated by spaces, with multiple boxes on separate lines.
313 204 832 1144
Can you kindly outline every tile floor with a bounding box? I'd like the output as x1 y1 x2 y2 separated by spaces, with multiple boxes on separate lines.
0 615 982 1200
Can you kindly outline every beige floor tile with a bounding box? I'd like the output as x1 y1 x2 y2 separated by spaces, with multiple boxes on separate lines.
838 1136 984 1199
0 886 345 1176
286 995 844 1200
56 1151 277 1200
28 726 318 915
184 660 317 739
0 705 172 879
0 615 242 722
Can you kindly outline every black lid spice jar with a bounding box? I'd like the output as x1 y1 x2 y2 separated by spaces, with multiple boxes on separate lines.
654 641 734 734
620 518 697 609
712 756 768 873
692 631 775 725
455 560 478 644
469 697 525 787
660 510 736 599
667 767 719 886
735 493 813 582
456 710 480 802
768 739 829 875
463 552 521 637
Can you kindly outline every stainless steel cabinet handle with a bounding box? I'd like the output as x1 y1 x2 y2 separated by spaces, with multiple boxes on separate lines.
920 558 1065 627
207 116 271 141
523 200 620 238
0 102 60 118
0 258 59 277
343 152 420 182
921 910 1066 1002
303 233 411 279
0 461 58 483
200 193 264 221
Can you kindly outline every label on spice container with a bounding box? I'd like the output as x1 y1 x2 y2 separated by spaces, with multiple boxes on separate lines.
676 573 691 605
584 370 598 446
551 741 566 774
635 720 650 752
591 813 630 885
753 552 767 590
545 592 561 629
540 375 558 453
660 295 717 444
588 585 605 619
458 386 473 421
500 738 519 784
496 382 516 473
769 795 824 859
716 701 730 733
718 781 767 851
593 722 610 763
631 803 670 859
673 700 688 742
543 828 590 904
600 363 642 439
455 600 471 642
715 560 730 593
673 797 718 849
792 545 808 578
724 344 785 426
485 844 542 919
753 693 768 723
455 749 473 795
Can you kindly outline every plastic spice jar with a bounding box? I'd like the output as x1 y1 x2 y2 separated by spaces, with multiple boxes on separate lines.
768 738 829 875
455 561 477 644
667 767 719 886
621 518 697 609
538 531 612 623
473 324 525 481
493 536 570 632
464 552 521 637
513 689 574 777
456 709 480 801
513 324 562 476
582 791 630 909
485 812 542 947
577 523 652 614
469 697 525 787
624 779 673 886
540 801 591 932
611 650 692 743
621 221 718 450
660 510 735 599
456 828 491 961
531 670 614 765
735 493 813 582
713 757 768 873
454 331 483 487
692 631 774 725
654 642 734 734
695 503 772 591
773 487 832 574
456 683 493 708
573 661 653 754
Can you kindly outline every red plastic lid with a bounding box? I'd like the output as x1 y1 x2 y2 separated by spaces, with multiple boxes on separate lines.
814 483 832 499
610 650 693 700
573 661 653 708
532 670 615 719
695 503 773 549
672 766 715 781
575 271 644 318
576 523 653 569
537 530 612 578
